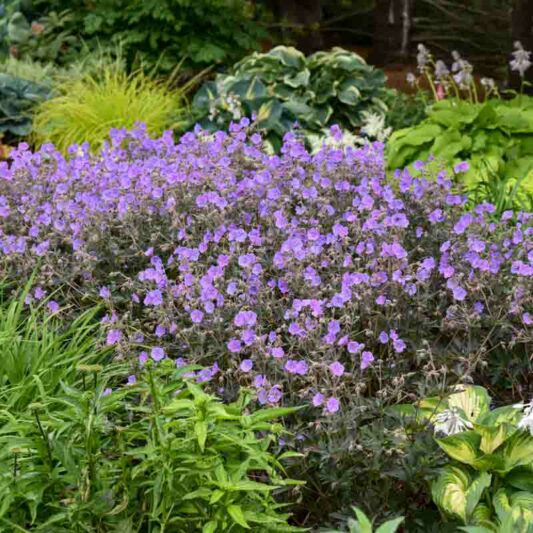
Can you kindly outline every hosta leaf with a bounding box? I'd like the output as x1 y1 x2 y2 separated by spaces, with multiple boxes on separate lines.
283 69 310 88
390 123 442 147
505 465 533 492
338 85 361 106
465 472 492 518
432 465 470 521
478 406 522 427
447 386 491 423
268 46 305 69
255 99 283 131
436 431 481 465
501 430 533 473
475 423 514 454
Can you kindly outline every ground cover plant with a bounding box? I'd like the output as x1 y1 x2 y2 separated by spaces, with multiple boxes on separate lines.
0 122 531 410
0 122 532 529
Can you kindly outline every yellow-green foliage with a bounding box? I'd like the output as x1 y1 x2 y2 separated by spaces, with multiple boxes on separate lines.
32 66 184 153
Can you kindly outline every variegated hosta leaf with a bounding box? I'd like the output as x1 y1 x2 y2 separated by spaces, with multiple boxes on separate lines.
437 431 482 464
432 465 471 521
448 385 492 423
475 423 515 455
504 464 533 492
501 430 533 473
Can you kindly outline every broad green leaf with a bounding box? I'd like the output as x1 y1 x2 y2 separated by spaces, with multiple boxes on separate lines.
432 465 470 521
227 504 250 529
478 406 522 427
448 386 491 423
504 465 533 492
501 430 533 473
255 99 283 131
465 472 492 518
436 431 481 465
338 86 361 106
375 516 404 533
392 123 442 147
268 46 306 69
283 69 310 88
475 423 513 454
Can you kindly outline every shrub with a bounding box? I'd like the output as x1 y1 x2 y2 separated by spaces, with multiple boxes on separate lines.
0 349 302 529
191 46 388 151
395 385 533 531
36 0 266 73
0 123 532 421
0 282 108 410
32 63 186 152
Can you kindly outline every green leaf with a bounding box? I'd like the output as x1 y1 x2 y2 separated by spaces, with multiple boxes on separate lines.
227 504 250 529
447 386 491 423
504 465 533 492
352 506 374 533
375 516 404 533
501 430 533 473
255 99 283 131
465 472 492 518
432 465 471 521
195 420 208 452
203 520 218 533
283 69 310 88
338 85 361 106
249 406 300 423
436 431 481 465
268 46 306 69
475 423 513 455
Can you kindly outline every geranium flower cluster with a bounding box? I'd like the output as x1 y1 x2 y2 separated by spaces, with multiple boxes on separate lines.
0 122 531 414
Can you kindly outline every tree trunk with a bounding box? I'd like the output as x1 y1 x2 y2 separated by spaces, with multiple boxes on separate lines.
370 0 413 65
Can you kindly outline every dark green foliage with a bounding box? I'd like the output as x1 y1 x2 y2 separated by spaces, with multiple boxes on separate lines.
384 89 428 131
284 400 446 532
192 46 388 150
36 0 266 73
0 72 50 139
386 96 533 210
0 353 303 530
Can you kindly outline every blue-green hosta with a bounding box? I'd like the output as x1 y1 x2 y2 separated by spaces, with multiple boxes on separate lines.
191 46 388 151
396 386 533 531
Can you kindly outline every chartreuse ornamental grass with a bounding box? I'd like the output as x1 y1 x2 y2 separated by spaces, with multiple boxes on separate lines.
32 63 187 153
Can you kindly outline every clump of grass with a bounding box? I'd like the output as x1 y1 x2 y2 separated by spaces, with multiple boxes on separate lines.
0 282 108 410
32 62 187 153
